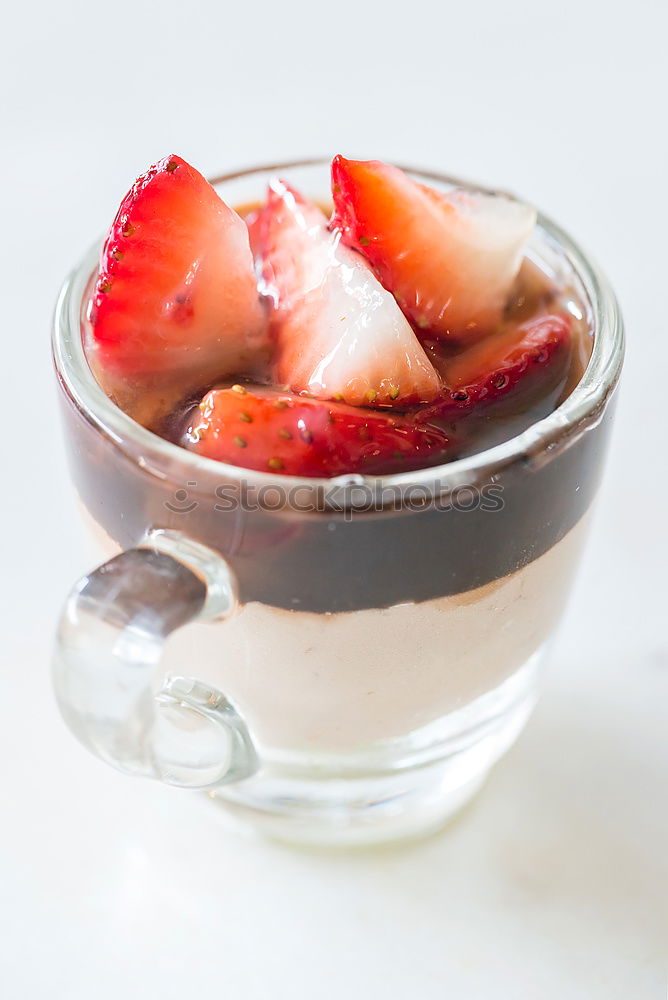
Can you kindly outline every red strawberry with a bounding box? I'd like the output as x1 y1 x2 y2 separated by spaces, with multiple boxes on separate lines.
418 314 572 423
85 155 267 417
250 179 441 408
182 385 454 477
331 156 536 342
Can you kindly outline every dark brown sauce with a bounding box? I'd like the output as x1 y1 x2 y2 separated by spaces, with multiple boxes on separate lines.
71 201 610 611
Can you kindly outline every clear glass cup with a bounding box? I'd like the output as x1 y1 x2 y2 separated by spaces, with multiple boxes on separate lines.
52 160 624 846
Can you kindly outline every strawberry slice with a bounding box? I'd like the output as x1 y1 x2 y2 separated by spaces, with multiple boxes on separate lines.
250 179 441 408
331 156 536 342
418 314 572 423
181 385 454 477
85 155 267 420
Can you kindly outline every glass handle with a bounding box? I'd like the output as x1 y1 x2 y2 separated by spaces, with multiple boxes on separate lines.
52 529 258 789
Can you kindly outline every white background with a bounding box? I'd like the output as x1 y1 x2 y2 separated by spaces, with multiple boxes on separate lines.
1 1 667 996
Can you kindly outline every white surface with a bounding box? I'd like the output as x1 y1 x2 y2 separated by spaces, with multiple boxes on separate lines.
1 0 666 995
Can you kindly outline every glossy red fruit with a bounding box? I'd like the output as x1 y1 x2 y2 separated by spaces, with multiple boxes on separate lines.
182 385 454 477
86 155 267 381
250 179 441 407
418 314 572 423
331 156 536 342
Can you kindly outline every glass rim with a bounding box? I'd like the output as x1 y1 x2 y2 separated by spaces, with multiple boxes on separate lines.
53 157 624 502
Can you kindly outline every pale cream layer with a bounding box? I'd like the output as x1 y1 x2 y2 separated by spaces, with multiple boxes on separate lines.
78 502 589 752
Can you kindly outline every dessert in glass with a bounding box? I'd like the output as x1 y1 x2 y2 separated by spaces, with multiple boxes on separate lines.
52 155 623 845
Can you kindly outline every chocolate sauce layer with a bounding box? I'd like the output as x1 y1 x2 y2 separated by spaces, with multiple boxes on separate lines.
59 385 616 612
56 164 623 614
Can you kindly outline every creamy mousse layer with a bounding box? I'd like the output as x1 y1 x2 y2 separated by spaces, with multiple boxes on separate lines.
80 505 588 752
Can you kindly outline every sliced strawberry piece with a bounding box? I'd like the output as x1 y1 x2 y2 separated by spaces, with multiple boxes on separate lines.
250 179 441 408
181 385 454 477
85 154 267 416
418 314 572 423
331 156 536 342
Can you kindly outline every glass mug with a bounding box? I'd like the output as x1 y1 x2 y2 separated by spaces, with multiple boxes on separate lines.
52 160 624 846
